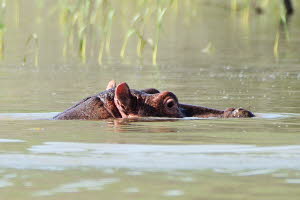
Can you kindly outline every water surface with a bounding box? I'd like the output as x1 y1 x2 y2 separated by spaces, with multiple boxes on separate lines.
1 2 300 200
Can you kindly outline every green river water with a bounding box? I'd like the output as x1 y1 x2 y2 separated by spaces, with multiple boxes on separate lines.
0 1 300 200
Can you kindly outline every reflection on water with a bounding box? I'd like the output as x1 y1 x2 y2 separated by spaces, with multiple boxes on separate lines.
1 140 300 199
1 142 300 172
0 139 24 143
33 178 120 196
286 179 300 184
0 112 59 120
0 167 300 200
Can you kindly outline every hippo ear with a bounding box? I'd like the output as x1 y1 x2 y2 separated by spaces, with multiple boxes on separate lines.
114 82 133 110
106 80 117 90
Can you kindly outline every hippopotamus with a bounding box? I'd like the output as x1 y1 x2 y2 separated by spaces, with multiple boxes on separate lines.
53 80 254 120
53 81 183 120
141 88 255 118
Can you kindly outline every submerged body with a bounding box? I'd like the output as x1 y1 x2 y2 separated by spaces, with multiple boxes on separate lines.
53 89 120 120
54 81 254 120
53 82 183 120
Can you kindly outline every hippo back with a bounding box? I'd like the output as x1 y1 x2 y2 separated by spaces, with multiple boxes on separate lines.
53 89 121 120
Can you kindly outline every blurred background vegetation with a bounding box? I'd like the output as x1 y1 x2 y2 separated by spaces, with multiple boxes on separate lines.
0 0 298 66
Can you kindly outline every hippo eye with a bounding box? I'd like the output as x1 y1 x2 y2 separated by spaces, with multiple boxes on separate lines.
166 99 175 108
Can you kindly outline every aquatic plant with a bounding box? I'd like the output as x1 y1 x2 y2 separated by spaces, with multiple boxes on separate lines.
0 0 298 65
23 33 39 67
0 0 6 60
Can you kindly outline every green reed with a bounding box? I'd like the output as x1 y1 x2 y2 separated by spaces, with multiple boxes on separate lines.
58 0 180 65
0 0 298 65
0 0 6 60
23 33 39 67
120 0 171 65
230 0 294 59
58 0 116 64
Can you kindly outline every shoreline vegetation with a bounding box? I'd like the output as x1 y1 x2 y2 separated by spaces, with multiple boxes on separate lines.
0 0 297 65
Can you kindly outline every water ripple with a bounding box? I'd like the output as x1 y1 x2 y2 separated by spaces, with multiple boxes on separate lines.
0 142 299 173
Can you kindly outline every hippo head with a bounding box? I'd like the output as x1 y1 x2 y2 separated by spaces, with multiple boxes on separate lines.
114 82 183 118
